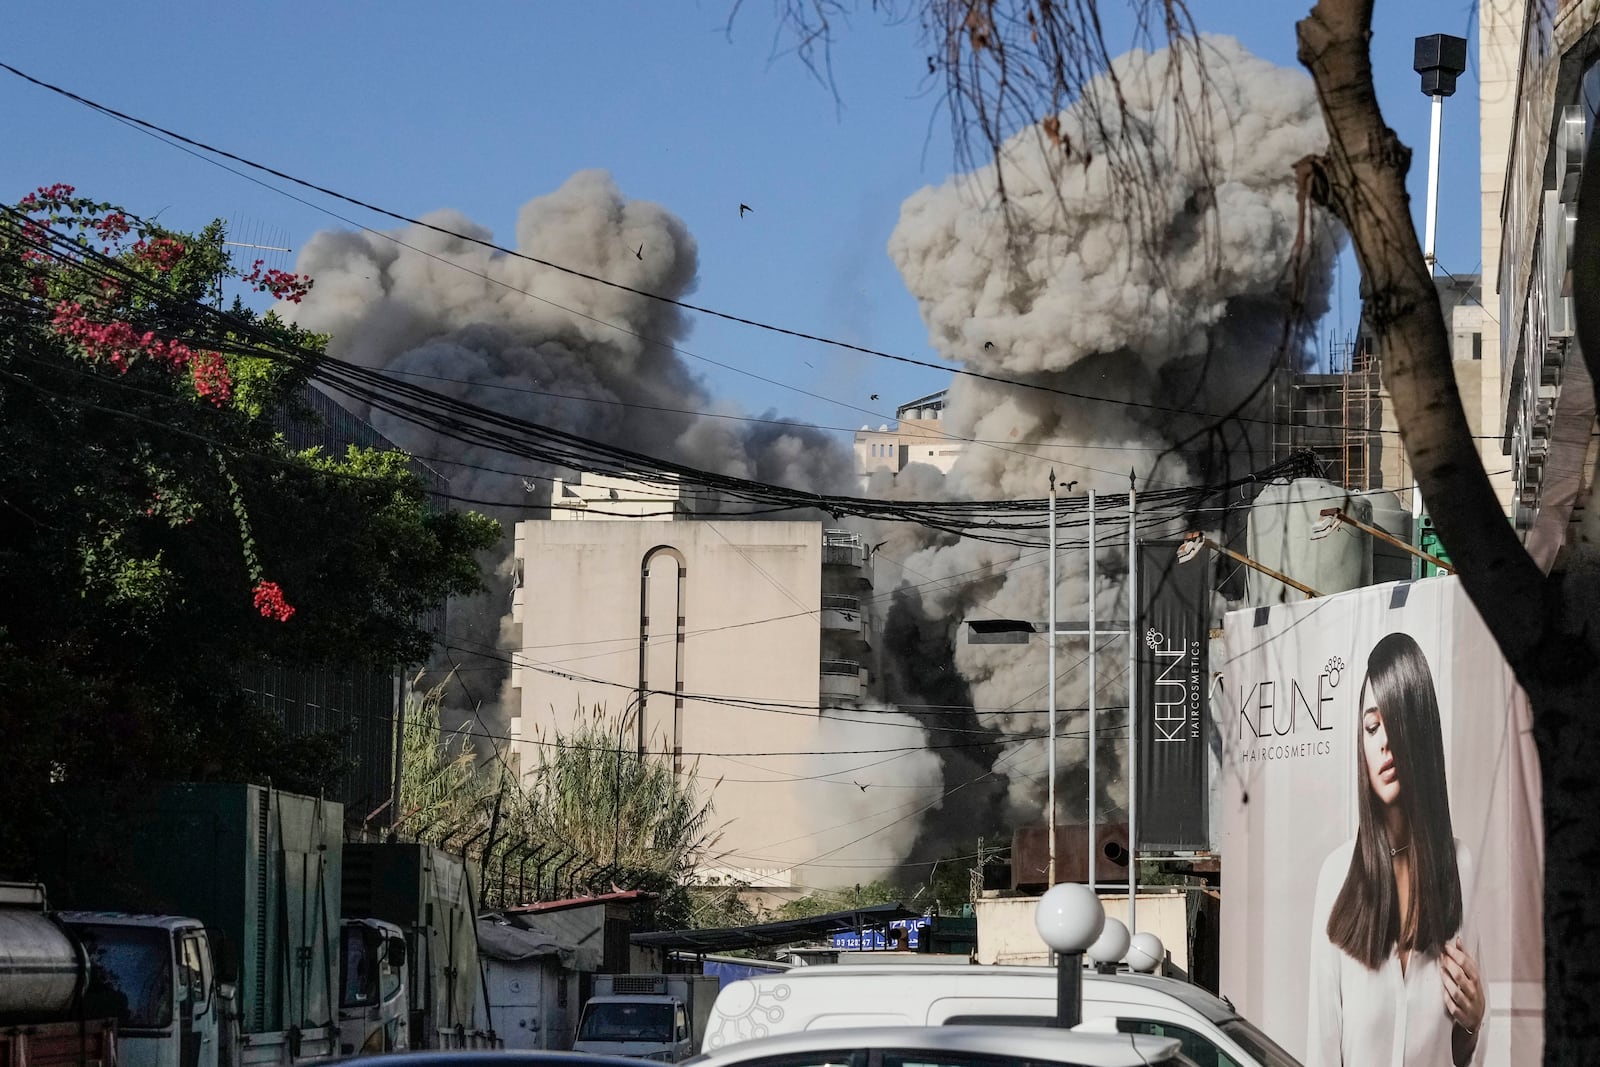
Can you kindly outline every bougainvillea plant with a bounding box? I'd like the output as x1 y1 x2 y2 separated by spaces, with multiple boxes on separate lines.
5 183 317 620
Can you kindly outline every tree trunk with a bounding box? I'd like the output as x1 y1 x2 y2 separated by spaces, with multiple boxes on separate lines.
1297 0 1600 1061
1522 612 1600 1065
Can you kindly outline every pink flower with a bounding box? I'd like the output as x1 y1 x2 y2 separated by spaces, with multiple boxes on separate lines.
94 212 131 241
252 580 296 622
241 261 314 303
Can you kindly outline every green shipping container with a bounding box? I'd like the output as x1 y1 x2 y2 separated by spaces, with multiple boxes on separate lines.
68 784 344 1037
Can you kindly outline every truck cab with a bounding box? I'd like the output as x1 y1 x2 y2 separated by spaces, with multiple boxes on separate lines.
574 994 690 1061
337 918 409 1055
58 912 220 1067
572 974 717 1063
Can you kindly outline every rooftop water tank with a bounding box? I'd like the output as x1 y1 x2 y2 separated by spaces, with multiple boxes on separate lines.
1245 479 1373 605
1355 489 1414 586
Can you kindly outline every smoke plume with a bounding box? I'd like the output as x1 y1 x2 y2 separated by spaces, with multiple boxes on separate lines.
875 36 1338 836
278 170 861 797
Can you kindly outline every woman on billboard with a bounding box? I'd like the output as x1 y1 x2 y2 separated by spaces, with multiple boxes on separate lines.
1306 633 1486 1066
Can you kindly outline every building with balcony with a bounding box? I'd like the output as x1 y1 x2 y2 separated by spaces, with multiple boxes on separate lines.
507 474 882 892
1482 0 1600 564
853 391 964 489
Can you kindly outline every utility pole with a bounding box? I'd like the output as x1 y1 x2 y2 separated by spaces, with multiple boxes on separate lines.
1046 472 1059 887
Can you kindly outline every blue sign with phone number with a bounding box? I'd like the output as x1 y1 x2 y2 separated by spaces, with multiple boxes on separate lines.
828 918 929 950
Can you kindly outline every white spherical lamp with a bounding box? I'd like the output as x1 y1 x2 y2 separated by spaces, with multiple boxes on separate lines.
1086 917 1130 966
1034 883 1105 953
1125 931 1165 974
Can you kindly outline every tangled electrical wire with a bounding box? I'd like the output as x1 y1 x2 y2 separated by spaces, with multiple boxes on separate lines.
0 203 1322 546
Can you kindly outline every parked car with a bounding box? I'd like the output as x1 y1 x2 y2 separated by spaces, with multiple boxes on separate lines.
700 964 1299 1067
328 1054 642 1067
685 1024 1191 1067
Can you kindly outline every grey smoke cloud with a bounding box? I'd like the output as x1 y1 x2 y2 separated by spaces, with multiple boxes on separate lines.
878 35 1339 821
278 169 858 758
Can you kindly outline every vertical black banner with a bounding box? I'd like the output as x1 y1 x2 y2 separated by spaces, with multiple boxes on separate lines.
1136 540 1211 850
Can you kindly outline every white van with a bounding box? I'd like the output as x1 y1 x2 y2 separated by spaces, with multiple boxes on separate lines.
700 964 1299 1067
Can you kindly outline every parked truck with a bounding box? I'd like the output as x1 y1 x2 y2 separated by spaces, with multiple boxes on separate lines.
1 882 121 1067
572 974 719 1062
0 878 241 1067
33 783 351 1067
336 917 410 1056
341 842 498 1050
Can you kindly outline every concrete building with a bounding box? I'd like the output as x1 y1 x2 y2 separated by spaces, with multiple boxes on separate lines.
854 391 964 488
1274 274 1505 528
507 474 879 895
1482 0 1600 564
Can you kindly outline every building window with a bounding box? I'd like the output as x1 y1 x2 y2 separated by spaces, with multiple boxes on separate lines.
1473 332 1482 361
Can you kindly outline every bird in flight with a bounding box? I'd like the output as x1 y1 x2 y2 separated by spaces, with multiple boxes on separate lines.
739 203 753 217
853 781 869 792
983 341 995 349
870 393 880 400
634 243 643 260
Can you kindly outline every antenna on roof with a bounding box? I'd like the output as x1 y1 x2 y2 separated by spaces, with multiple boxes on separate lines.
222 214 294 274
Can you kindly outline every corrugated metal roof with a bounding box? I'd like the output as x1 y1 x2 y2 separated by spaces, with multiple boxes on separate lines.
501 890 654 915
632 902 922 953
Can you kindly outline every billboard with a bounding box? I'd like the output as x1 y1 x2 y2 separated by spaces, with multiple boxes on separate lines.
1218 578 1543 1066
828 917 929 951
1136 540 1211 850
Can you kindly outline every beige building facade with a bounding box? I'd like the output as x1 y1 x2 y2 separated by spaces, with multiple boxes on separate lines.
1482 0 1600 564
507 475 883 894
854 391 964 489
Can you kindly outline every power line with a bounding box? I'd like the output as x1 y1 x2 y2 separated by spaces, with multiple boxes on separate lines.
0 61 1460 441
0 217 1317 548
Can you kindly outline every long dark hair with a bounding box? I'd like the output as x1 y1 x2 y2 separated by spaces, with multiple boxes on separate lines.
1326 632 1462 968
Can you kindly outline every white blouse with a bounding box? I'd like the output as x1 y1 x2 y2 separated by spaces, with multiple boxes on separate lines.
1305 839 1483 1067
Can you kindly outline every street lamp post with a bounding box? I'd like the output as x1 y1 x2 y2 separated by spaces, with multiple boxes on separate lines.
1035 882 1104 1027
1412 32 1468 574
1125 931 1166 975
1086 917 1130 974
1126 473 1138 932
1087 489 1097 896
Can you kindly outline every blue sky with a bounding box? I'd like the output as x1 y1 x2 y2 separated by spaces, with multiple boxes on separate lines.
0 1 1484 435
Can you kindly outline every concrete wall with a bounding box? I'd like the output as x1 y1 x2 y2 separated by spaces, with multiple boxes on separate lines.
973 892 1193 974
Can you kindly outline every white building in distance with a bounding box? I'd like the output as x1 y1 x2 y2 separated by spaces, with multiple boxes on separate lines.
853 391 963 489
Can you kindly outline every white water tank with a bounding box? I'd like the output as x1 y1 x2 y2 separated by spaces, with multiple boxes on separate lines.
1356 489 1414 586
1245 479 1372 604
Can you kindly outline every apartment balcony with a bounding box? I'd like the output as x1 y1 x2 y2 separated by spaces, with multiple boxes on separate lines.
823 530 873 587
820 659 868 701
821 594 867 637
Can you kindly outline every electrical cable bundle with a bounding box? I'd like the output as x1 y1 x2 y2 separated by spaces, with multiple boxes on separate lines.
1 204 1320 547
